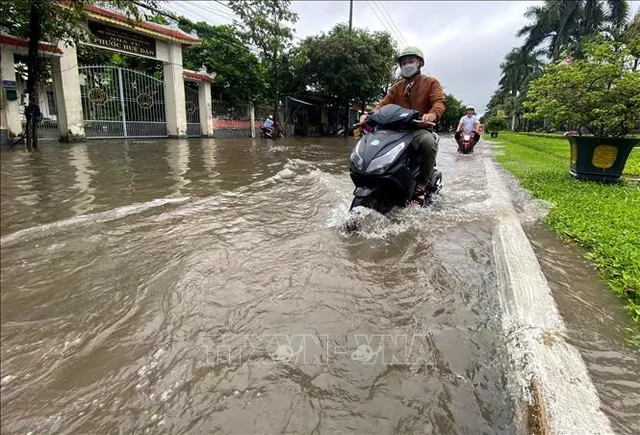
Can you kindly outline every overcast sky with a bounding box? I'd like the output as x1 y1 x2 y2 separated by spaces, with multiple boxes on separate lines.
167 0 640 115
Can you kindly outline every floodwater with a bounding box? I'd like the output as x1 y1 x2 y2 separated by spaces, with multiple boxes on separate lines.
525 224 640 435
0 137 637 434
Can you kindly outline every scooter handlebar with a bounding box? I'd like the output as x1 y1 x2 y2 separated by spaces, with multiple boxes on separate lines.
353 116 435 130
413 119 436 127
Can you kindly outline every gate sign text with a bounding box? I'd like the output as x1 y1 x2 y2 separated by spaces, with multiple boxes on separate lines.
88 22 156 57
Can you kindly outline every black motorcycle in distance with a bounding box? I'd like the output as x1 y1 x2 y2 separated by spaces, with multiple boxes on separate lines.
260 123 284 139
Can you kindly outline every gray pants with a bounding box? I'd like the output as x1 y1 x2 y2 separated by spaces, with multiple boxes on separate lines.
411 130 438 186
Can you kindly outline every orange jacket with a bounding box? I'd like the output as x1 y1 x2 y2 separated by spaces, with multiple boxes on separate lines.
375 75 446 119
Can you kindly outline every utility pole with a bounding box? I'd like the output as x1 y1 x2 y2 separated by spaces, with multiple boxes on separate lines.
344 0 354 137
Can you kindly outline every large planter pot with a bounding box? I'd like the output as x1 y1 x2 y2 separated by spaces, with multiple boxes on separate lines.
567 136 639 183
490 132 499 138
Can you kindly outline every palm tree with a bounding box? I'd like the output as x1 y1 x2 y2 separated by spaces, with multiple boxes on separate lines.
518 0 630 60
623 10 640 70
498 48 544 130
518 1 580 60
626 10 640 40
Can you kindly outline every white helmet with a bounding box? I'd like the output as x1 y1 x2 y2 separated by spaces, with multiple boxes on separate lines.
466 106 475 112
268 115 273 119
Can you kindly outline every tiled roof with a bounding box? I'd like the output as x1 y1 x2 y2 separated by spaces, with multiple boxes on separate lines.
0 34 63 54
183 69 215 82
57 1 200 45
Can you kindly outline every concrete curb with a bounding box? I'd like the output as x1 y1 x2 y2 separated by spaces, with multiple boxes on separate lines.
484 158 614 434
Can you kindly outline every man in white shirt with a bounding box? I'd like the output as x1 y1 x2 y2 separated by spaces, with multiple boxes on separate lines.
455 106 480 149
261 115 274 137
263 115 274 130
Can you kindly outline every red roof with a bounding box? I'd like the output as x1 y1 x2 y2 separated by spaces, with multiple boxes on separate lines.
82 3 200 44
0 34 63 54
184 70 215 82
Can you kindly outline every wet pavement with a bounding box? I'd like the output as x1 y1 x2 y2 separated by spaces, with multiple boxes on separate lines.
1 137 638 434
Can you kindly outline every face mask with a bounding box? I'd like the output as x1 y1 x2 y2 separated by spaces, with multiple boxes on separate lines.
401 63 419 79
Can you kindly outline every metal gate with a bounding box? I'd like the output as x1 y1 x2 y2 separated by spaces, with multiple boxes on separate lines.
185 84 200 137
17 79 60 141
79 66 167 138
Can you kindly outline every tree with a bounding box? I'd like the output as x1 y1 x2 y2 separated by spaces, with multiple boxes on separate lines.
227 0 299 131
485 89 509 115
498 47 544 130
485 116 508 133
272 46 308 101
440 94 466 131
517 0 630 61
524 37 640 137
622 10 640 70
176 19 265 103
0 0 161 151
294 24 396 114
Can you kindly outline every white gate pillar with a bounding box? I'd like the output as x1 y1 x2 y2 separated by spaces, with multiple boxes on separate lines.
0 47 22 143
198 81 213 137
163 42 187 138
52 40 85 142
249 101 255 138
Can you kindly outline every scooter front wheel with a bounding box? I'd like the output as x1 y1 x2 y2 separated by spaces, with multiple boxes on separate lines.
430 171 443 194
350 196 372 211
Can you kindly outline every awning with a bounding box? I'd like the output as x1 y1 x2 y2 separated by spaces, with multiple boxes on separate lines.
286 96 314 106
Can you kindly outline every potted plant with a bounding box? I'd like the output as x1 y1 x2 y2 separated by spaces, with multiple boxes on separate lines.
485 116 508 138
524 37 640 182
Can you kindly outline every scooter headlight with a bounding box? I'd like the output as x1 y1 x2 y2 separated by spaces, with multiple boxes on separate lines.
350 140 364 171
366 142 405 174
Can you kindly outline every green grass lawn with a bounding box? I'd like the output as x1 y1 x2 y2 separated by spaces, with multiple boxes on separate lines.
489 132 640 341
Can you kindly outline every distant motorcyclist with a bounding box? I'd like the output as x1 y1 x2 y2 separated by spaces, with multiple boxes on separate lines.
262 115 274 136
455 107 480 149
359 46 446 204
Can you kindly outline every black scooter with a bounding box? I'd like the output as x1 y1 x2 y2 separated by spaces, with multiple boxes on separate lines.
260 124 284 139
348 104 442 215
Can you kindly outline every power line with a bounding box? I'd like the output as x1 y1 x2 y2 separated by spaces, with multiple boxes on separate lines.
367 2 404 47
370 1 407 47
134 1 262 56
375 1 408 47
184 0 237 23
177 1 264 53
212 0 304 41
376 1 408 46
170 3 223 24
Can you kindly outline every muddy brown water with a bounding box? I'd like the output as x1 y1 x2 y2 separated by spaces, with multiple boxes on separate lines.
1 137 638 434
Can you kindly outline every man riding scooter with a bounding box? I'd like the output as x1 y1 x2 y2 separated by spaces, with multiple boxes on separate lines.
455 106 481 152
358 46 446 205
261 115 274 137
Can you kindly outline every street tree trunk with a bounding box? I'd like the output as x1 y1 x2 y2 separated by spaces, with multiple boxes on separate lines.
26 0 43 151
272 48 281 139
510 90 517 131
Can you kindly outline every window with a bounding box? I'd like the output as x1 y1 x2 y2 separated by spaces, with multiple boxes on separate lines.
47 90 57 116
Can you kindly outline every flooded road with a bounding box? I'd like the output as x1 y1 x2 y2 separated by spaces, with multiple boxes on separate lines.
1 137 638 434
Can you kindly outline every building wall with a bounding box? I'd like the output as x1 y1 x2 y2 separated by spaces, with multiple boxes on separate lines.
212 119 263 138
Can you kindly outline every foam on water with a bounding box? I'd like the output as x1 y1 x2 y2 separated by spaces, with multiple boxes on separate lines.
0 196 190 248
